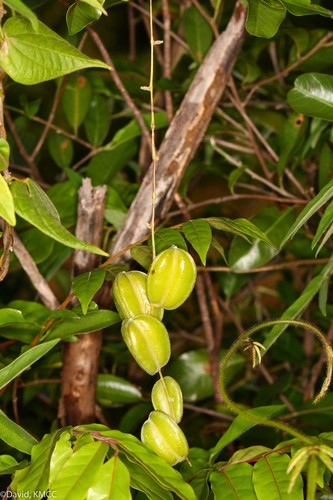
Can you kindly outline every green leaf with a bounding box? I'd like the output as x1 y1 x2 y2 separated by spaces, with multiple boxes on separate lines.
0 16 109 85
311 199 333 255
83 429 197 500
4 0 38 30
121 455 173 499
0 455 27 476
0 138 10 171
84 95 112 147
263 257 333 350
183 220 212 265
210 463 256 499
253 454 303 499
0 174 16 226
96 374 142 407
280 178 333 248
166 349 244 403
44 309 120 340
149 228 188 254
183 5 213 60
277 113 307 178
319 142 333 191
0 339 59 390
206 217 273 247
246 0 286 39
62 74 92 135
0 411 38 454
104 112 168 151
10 179 108 256
72 268 106 315
229 207 294 271
49 431 73 486
48 133 74 169
87 142 138 185
130 245 153 270
288 73 333 121
280 0 333 17
66 0 106 36
87 456 131 500
51 441 108 499
11 430 64 496
209 405 286 463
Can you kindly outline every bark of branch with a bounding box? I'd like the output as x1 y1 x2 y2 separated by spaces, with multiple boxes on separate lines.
59 178 107 426
111 1 247 257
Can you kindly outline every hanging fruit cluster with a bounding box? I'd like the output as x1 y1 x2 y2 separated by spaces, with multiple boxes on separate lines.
112 246 197 465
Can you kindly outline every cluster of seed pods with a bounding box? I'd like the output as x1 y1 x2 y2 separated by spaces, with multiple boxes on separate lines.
112 246 197 465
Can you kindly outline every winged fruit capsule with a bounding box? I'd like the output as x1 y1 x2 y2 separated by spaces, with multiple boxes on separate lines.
113 271 163 320
151 376 183 423
147 246 197 310
141 410 189 466
121 315 170 375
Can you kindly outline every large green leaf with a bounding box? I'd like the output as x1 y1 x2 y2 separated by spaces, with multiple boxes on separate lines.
44 309 120 340
72 268 106 315
209 405 286 464
0 339 59 390
0 174 16 226
11 430 64 497
10 179 108 256
87 456 131 500
0 16 109 85
253 454 303 499
246 0 286 39
50 441 108 499
183 219 212 265
288 73 333 121
280 178 333 248
210 463 256 499
0 411 38 454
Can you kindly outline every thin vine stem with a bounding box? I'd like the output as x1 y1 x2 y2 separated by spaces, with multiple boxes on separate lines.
147 0 159 260
220 319 333 446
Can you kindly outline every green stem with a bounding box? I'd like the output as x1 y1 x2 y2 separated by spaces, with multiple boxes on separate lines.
149 0 157 260
219 319 333 446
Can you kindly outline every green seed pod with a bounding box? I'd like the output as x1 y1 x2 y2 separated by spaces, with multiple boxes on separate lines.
147 246 197 310
151 376 183 423
121 315 170 375
113 271 163 320
141 410 189 466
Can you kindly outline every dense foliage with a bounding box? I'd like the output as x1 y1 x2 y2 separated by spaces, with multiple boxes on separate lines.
1 0 333 498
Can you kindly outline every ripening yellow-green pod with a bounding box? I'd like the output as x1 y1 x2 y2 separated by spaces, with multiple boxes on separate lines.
121 315 170 375
147 246 197 310
151 376 183 423
112 271 163 320
141 410 189 466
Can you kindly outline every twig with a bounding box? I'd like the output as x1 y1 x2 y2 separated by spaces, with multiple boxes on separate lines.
3 108 42 181
197 258 331 274
12 231 59 309
161 0 173 121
